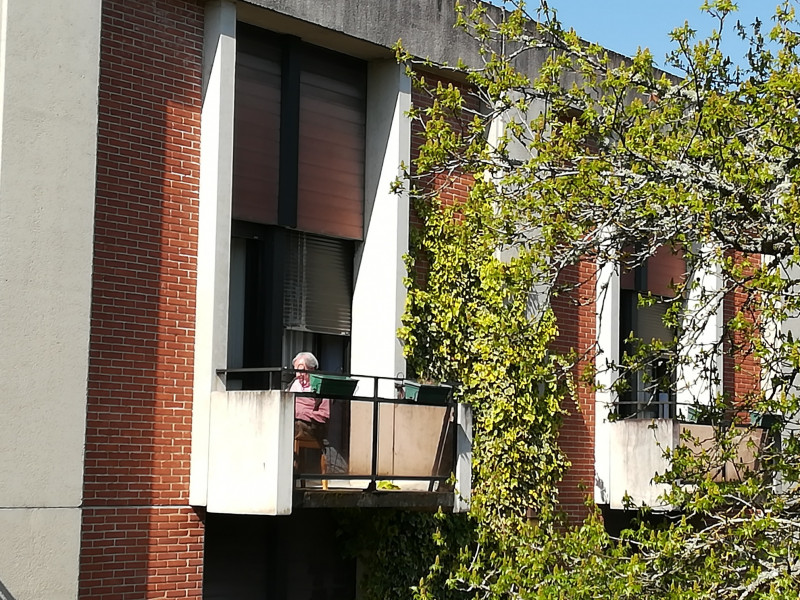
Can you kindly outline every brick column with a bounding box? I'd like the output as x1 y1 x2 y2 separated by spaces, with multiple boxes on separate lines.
80 1 205 597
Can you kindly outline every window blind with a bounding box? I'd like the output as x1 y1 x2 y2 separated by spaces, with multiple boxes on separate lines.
636 302 671 343
284 232 353 335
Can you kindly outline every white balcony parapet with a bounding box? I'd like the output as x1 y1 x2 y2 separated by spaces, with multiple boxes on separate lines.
607 419 765 510
207 390 294 515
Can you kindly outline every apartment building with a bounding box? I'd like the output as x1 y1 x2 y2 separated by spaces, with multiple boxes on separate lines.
0 0 758 598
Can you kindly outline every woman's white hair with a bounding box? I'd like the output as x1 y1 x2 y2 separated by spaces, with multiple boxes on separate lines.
292 351 319 370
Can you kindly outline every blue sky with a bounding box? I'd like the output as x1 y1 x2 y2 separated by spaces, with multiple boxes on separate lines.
497 1 781 68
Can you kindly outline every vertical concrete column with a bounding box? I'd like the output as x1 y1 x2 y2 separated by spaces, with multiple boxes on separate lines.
676 250 722 409
349 62 410 475
772 263 800 493
0 0 101 597
351 62 411 384
190 0 236 506
594 248 620 504
454 404 473 512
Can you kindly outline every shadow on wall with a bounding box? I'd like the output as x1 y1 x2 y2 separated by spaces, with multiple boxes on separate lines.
203 511 357 600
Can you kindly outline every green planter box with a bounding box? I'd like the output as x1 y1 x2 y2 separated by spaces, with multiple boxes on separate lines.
309 373 358 396
403 381 452 403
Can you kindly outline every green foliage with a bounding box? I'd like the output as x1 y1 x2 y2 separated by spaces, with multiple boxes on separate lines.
359 1 800 599
398 67 572 526
337 510 472 600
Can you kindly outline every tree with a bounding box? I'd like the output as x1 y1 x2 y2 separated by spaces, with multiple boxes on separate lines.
372 1 800 598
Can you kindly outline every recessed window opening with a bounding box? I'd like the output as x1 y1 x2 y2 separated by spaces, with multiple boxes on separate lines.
228 23 366 387
619 245 685 419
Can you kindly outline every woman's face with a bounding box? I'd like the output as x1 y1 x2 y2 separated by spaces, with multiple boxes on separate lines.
293 358 311 386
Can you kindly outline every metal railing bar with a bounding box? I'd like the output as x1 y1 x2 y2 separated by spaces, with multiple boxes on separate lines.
294 474 449 482
369 376 380 490
217 367 283 374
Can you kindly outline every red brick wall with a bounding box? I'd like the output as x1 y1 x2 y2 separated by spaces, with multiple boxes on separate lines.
80 0 204 597
80 507 204 597
723 252 762 412
551 263 597 522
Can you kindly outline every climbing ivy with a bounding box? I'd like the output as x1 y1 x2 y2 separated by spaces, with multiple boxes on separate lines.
400 163 573 524
347 1 800 599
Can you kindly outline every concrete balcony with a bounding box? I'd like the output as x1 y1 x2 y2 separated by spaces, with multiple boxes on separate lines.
202 375 472 515
606 419 766 510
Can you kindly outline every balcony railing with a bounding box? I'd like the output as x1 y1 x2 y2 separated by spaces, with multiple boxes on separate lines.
204 368 472 515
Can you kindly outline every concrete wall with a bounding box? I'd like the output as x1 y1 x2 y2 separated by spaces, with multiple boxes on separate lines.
0 509 83 599
0 0 101 596
190 0 236 508
239 0 505 67
606 419 678 510
207 391 294 515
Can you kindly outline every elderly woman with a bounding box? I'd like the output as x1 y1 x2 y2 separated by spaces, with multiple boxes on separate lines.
289 351 330 444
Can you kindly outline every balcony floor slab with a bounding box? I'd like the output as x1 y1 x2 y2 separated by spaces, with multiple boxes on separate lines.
295 490 455 511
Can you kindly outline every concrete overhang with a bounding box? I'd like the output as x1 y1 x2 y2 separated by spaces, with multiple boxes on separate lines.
236 0 550 78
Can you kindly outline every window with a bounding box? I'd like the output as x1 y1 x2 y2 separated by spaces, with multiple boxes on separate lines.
232 24 365 239
619 246 685 418
228 24 366 385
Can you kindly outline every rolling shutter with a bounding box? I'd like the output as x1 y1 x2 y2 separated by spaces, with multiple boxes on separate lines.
232 32 281 225
232 28 365 239
636 302 671 343
296 47 365 240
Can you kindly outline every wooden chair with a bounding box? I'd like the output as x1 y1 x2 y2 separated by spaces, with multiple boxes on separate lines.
294 435 328 490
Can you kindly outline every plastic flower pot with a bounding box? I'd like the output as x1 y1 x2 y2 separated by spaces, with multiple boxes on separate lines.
309 373 358 396
403 381 452 404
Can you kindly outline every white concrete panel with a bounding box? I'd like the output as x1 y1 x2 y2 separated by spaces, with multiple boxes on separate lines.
454 403 472 512
0 508 81 600
676 251 722 408
190 0 237 506
607 419 676 510
594 248 620 503
0 0 100 506
207 391 294 515
351 61 411 380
